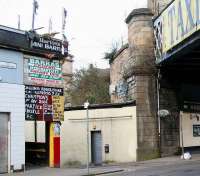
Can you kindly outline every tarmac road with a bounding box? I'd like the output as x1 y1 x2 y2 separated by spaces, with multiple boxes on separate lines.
107 160 200 176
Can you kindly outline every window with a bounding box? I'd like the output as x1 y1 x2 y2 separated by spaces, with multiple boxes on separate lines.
193 125 200 137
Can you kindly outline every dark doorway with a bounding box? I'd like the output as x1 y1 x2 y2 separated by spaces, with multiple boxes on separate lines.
25 121 50 168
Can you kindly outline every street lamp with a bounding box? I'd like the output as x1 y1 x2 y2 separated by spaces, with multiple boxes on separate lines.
84 100 90 175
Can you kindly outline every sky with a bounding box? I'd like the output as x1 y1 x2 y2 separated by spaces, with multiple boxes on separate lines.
0 0 147 70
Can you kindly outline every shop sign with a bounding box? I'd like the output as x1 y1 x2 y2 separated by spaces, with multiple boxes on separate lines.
0 61 17 69
31 37 62 54
183 101 200 113
154 0 200 61
25 85 64 121
28 57 62 81
24 56 63 87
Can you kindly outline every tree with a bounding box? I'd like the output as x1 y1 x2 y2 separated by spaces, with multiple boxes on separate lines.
103 38 125 64
68 64 110 106
103 42 119 64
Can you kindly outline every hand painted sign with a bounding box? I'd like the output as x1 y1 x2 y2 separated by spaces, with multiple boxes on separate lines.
154 0 200 60
28 58 62 80
24 56 63 87
25 85 64 121
52 96 64 121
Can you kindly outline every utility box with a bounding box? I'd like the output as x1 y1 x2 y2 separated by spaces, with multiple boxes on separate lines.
104 144 109 153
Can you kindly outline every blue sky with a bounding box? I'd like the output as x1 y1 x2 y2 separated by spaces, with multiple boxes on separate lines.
0 0 147 70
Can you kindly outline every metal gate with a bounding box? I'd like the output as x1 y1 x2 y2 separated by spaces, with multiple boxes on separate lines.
91 131 102 165
0 113 9 173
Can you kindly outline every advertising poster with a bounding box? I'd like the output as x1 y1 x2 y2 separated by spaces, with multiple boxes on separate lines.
24 56 64 88
25 85 64 121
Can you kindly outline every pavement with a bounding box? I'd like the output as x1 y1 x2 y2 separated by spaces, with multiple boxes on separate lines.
1 166 124 176
1 154 200 176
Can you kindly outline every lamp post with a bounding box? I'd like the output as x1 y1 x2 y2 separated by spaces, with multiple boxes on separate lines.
84 100 90 175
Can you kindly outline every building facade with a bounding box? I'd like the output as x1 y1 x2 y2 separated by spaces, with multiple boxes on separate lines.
0 25 71 173
0 48 25 173
109 0 200 160
109 8 158 160
61 102 137 166
110 44 132 103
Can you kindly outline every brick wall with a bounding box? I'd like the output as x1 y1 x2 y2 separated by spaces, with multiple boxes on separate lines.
148 0 173 14
62 55 73 106
110 45 129 103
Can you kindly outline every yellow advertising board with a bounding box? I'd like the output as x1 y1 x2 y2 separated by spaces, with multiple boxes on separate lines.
156 0 200 53
52 96 64 121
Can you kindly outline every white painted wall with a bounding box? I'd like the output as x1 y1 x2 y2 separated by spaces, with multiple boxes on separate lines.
61 106 137 166
0 83 25 170
181 113 200 147
0 49 23 84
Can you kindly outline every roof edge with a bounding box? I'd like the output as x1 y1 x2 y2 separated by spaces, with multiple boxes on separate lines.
113 43 129 60
125 8 153 24
65 100 136 111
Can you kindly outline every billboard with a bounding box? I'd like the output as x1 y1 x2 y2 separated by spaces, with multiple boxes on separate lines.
24 56 63 87
154 0 200 61
25 85 64 121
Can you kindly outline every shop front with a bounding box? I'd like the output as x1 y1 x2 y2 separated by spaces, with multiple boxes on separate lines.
24 54 65 168
0 26 67 171
25 85 64 167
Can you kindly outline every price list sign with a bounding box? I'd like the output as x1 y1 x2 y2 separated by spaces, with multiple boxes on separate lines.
25 85 64 121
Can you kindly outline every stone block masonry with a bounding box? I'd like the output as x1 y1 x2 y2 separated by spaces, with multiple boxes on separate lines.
126 8 159 161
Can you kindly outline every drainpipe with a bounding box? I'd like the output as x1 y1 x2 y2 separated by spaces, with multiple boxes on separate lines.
180 111 185 158
157 69 161 156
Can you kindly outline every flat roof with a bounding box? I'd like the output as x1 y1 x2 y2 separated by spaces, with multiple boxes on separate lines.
0 25 25 35
65 101 136 111
0 25 68 58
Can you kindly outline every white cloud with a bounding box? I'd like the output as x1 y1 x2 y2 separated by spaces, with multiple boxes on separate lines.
0 0 147 70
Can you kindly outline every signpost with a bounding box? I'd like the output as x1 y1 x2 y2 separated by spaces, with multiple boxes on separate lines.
84 101 90 176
